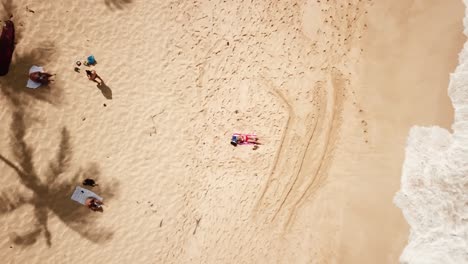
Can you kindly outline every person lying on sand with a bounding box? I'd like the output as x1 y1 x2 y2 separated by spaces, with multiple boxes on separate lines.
231 134 260 147
29 71 54 84
86 70 104 84
85 197 103 212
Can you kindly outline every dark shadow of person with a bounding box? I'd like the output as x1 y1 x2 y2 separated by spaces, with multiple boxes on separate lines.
104 0 133 10
92 206 104 213
97 82 112 100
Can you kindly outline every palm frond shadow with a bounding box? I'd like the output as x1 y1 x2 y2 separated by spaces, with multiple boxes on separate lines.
0 42 62 106
0 110 118 247
1 0 14 18
104 0 133 10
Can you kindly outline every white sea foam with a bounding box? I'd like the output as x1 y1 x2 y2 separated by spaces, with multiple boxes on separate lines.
393 2 468 263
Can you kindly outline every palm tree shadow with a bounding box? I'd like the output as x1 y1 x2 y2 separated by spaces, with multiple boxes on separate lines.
0 42 62 106
104 0 133 10
1 0 18 31
0 110 118 247
0 0 115 248
1 0 59 106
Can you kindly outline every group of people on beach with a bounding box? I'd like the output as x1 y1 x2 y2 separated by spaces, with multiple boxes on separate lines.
12 18 260 211
74 57 105 85
1 17 107 213
29 56 104 86
82 178 103 212
29 68 104 85
27 59 106 213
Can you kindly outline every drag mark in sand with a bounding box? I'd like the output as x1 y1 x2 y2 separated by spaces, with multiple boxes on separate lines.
149 109 165 136
252 0 367 228
285 70 345 228
254 68 345 228
192 217 201 235
254 77 296 214
272 95 322 222
254 76 322 223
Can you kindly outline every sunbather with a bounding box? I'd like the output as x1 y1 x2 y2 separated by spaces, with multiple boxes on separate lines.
231 133 259 146
29 71 54 84
85 197 103 211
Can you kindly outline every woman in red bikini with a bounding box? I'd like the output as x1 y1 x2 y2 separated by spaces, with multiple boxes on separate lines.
230 134 259 147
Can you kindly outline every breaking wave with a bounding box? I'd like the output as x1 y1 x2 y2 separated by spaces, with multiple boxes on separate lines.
393 1 468 263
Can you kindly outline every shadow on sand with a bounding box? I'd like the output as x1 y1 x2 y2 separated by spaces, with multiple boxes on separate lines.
0 109 118 247
0 3 117 246
0 42 62 106
97 82 112 99
104 0 133 10
1 1 60 106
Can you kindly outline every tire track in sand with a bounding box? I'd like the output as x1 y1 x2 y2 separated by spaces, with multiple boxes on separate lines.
283 69 346 228
255 69 346 228
254 76 297 215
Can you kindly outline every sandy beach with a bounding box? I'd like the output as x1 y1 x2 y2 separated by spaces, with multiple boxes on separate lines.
0 0 464 263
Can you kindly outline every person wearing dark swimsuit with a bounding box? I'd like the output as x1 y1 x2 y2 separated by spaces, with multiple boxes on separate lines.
85 197 103 211
29 71 54 84
86 70 104 84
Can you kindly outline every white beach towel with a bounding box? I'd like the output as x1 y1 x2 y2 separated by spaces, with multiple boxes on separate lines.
71 186 103 205
26 65 43 89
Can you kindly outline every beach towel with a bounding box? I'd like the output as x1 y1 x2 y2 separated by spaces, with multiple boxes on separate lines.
71 186 103 205
0 20 15 76
26 65 43 89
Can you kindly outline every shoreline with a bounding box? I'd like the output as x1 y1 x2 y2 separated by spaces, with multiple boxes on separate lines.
353 0 465 262
0 1 464 263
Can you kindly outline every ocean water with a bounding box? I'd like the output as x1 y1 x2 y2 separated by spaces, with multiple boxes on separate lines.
393 1 468 263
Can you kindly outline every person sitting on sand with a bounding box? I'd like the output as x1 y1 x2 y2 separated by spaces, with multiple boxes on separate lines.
86 70 104 84
29 71 54 84
231 134 259 147
85 197 103 211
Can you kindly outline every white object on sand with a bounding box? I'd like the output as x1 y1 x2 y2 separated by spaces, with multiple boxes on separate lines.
26 65 43 89
71 186 103 205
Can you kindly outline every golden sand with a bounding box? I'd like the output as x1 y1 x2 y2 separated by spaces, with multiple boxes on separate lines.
0 0 463 263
